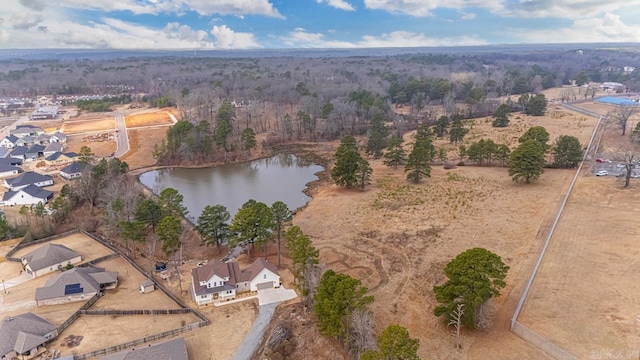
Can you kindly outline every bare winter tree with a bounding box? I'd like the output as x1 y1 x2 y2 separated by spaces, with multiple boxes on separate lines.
608 105 639 136
448 303 465 349
613 140 640 188
349 309 377 358
302 262 326 311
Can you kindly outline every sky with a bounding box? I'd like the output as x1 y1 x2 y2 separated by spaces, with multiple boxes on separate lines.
0 0 639 50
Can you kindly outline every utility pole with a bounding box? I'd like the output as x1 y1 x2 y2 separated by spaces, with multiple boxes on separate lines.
2 279 6 294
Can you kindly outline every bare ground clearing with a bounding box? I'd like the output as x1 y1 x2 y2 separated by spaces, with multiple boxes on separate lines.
119 128 167 169
125 111 173 128
66 134 116 158
61 118 115 134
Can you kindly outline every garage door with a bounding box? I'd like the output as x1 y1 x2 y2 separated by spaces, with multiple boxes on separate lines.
256 282 272 290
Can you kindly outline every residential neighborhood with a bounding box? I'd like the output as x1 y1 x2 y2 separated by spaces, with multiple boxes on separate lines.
0 125 80 207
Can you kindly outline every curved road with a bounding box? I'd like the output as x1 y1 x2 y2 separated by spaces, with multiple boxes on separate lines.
113 112 129 158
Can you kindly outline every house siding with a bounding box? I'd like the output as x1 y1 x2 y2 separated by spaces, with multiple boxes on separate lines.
23 255 83 278
249 269 280 292
0 170 19 178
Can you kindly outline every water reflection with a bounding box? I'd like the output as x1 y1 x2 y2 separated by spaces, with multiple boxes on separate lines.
139 154 324 220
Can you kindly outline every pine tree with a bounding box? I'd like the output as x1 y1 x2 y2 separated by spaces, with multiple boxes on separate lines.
383 137 407 169
449 118 468 145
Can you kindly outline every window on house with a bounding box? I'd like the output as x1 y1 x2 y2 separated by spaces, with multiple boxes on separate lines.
264 274 267 279
213 281 216 286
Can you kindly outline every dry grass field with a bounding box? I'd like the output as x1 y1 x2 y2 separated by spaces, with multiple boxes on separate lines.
90 257 184 311
120 128 167 169
125 111 174 128
285 108 605 359
61 118 115 134
183 302 259 360
55 313 201 358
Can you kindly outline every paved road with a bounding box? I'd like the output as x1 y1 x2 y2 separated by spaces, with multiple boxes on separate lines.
113 112 129 158
232 303 279 360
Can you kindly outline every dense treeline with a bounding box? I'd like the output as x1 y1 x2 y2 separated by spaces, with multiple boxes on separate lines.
75 94 133 111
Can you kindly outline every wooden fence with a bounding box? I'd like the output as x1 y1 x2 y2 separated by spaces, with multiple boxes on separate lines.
5 229 79 262
4 228 211 358
73 321 209 360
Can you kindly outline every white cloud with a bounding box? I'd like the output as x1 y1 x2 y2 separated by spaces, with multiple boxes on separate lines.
282 28 355 48
282 28 487 48
460 11 476 20
48 0 283 18
512 12 640 43
504 0 632 19
317 0 355 11
359 31 487 47
211 25 262 49
363 0 501 17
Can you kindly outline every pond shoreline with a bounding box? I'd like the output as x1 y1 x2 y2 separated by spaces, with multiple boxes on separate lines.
134 144 333 220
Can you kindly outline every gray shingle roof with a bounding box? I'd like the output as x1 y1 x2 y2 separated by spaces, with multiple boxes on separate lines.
9 146 28 157
2 135 18 144
99 338 189 360
21 243 80 273
35 266 118 301
0 160 19 173
43 143 63 153
26 144 45 155
0 313 57 357
3 184 53 203
5 171 53 188
61 162 88 175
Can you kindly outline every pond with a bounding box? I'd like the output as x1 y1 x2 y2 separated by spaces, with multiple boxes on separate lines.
138 154 325 221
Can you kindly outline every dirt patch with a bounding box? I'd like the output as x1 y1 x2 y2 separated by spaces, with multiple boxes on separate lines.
62 118 115 134
119 128 167 170
23 119 63 132
126 112 173 128
60 335 84 348
66 134 116 158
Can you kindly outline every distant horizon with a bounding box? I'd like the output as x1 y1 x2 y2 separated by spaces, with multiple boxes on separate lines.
1 42 638 61
0 1 638 50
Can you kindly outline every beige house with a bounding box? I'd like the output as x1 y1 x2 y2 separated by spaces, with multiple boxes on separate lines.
21 243 82 278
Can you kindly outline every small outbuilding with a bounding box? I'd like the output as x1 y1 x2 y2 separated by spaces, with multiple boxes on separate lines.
140 279 156 294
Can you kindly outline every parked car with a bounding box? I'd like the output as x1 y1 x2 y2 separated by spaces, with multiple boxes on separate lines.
596 170 608 176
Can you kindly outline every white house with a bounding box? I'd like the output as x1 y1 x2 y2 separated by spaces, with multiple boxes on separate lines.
60 162 87 180
21 243 82 278
191 258 280 306
2 184 53 206
0 161 20 178
0 135 18 148
5 171 53 191
49 132 67 144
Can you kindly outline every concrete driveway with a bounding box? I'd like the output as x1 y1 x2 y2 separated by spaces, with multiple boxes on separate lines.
232 303 278 360
3 273 31 290
257 287 297 306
